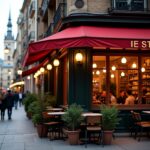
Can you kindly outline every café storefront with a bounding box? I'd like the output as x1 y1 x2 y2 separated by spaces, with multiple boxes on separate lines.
22 25 150 131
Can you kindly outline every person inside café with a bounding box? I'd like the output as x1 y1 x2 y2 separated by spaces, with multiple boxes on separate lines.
125 90 135 105
141 88 147 104
110 91 117 105
100 91 106 104
117 90 127 104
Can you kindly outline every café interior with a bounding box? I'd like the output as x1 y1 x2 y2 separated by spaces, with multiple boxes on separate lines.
92 55 150 106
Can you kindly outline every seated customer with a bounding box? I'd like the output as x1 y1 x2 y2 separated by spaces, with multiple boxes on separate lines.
117 90 126 104
110 91 117 105
125 90 135 105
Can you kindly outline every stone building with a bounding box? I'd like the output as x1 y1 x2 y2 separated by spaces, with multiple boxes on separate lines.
0 12 14 91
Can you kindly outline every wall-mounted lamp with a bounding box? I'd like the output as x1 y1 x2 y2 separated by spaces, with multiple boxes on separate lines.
75 52 83 63
40 67 45 73
53 59 60 67
27 76 30 80
47 64 52 70
17 68 22 75
4 46 10 54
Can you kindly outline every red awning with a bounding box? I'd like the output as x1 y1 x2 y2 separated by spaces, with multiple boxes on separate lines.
22 58 49 77
23 26 150 66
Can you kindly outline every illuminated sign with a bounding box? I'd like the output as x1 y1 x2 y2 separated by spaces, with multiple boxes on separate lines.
131 40 150 48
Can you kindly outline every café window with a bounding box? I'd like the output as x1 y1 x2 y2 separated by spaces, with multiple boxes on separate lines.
141 57 150 104
109 56 139 104
92 55 150 105
92 56 106 104
112 0 147 11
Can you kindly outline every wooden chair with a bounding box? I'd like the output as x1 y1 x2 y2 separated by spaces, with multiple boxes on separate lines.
131 111 150 141
42 112 61 140
84 115 103 147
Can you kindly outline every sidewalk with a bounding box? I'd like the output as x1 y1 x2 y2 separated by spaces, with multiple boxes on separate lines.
0 106 149 150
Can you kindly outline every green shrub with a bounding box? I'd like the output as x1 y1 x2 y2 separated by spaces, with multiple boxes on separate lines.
62 103 84 131
23 93 39 112
43 92 56 108
100 105 120 130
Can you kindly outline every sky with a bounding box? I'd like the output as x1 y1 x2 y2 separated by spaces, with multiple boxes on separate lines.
0 0 23 59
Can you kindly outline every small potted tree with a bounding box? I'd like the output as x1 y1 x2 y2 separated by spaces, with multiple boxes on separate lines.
23 93 38 119
31 95 48 138
62 103 84 145
100 105 120 145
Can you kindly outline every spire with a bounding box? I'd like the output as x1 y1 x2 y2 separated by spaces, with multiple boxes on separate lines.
5 10 14 40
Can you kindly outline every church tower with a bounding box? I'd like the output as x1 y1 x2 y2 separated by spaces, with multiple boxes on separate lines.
2 11 15 89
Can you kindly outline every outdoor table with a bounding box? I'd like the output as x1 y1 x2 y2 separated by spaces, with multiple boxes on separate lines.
46 108 63 112
47 111 65 115
82 112 102 117
47 111 65 140
142 111 150 114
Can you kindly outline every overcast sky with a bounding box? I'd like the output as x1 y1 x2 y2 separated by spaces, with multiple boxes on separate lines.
0 0 23 59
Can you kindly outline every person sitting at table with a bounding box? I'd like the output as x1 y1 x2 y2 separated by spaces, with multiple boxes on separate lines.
125 90 135 105
110 91 117 105
100 91 106 104
117 90 127 104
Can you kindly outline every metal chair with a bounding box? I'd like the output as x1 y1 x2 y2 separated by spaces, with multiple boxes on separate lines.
84 115 103 147
131 111 150 141
42 112 61 140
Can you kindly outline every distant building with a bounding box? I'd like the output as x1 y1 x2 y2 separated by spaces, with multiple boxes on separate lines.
0 12 14 91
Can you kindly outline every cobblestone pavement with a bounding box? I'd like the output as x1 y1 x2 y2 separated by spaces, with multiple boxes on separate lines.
0 106 149 150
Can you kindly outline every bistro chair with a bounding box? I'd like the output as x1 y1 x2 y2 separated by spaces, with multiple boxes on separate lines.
130 111 150 141
84 115 103 147
42 112 61 140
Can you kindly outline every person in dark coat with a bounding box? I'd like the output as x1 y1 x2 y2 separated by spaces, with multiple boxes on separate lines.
13 91 19 109
0 92 6 120
4 90 14 120
117 90 127 104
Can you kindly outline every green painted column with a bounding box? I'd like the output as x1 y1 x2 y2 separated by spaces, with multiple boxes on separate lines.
68 48 92 111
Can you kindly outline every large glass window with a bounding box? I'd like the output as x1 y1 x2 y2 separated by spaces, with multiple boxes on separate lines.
110 56 138 104
141 57 150 104
92 56 106 104
92 55 150 105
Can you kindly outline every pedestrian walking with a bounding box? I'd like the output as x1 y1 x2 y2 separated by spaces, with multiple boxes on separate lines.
13 91 19 109
18 91 23 107
4 90 14 120
0 92 6 120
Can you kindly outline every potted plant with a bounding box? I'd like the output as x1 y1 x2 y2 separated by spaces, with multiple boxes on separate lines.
62 103 84 145
100 105 120 145
23 93 38 119
31 95 48 138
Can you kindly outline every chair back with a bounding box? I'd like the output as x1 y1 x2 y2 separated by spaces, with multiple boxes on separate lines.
131 111 142 122
86 115 102 126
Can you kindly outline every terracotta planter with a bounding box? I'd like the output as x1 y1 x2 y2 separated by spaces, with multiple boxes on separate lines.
67 130 80 145
36 124 48 138
103 130 113 145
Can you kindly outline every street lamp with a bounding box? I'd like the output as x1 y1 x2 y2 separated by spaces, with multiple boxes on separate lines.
17 68 22 75
4 46 10 54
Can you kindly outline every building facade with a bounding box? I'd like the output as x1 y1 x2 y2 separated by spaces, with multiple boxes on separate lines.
15 0 150 109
